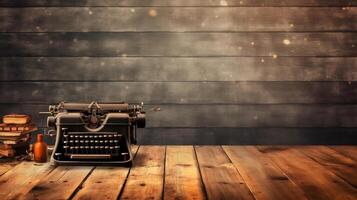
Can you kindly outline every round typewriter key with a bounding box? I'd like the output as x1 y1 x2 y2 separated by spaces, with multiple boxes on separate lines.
98 135 102 138
75 135 79 138
75 140 79 143
115 146 120 149
85 135 88 138
89 135 93 138
104 140 108 143
85 146 89 149
94 135 98 138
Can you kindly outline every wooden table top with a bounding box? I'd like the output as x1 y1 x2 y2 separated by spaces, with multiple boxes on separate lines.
0 146 356 200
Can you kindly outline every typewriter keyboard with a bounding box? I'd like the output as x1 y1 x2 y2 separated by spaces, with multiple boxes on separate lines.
55 132 128 160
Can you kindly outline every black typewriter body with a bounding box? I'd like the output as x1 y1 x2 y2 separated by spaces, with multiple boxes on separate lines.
44 101 145 166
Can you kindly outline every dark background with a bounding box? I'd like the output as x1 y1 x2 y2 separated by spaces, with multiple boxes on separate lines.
0 0 356 144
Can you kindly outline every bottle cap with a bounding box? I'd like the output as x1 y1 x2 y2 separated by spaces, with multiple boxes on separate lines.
37 133 43 142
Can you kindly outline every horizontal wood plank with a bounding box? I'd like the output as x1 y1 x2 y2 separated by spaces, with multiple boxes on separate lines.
1 57 356 81
164 146 205 200
138 128 357 145
120 146 165 200
0 82 356 104
329 146 357 161
72 146 139 200
299 146 357 187
257 146 357 200
223 146 307 200
0 104 356 128
1 7 356 32
0 160 18 176
25 166 93 200
0 32 355 56
0 0 356 7
0 162 54 199
195 146 254 200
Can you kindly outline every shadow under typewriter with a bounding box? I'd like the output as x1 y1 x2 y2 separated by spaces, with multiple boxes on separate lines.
42 101 145 167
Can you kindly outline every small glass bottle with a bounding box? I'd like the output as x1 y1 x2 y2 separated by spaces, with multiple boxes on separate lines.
34 133 48 163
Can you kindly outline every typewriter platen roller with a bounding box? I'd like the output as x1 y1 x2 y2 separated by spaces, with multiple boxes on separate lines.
43 101 145 166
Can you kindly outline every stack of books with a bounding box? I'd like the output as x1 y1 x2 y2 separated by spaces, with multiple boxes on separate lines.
0 114 37 157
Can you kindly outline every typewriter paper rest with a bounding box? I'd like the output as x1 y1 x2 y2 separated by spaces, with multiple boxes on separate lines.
43 101 145 166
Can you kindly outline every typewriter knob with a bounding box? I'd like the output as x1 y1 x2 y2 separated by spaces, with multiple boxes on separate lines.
136 113 146 128
47 116 56 128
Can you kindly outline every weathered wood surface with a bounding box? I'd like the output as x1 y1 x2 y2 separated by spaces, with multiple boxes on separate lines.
1 104 356 128
72 146 139 200
195 146 255 200
0 82 356 104
24 166 93 200
0 146 356 199
0 160 18 176
330 146 357 161
0 162 54 199
139 128 357 145
257 146 357 200
0 0 356 145
164 146 205 200
0 0 356 7
1 57 356 81
120 146 165 200
223 146 307 200
299 146 357 187
1 7 356 32
0 32 355 56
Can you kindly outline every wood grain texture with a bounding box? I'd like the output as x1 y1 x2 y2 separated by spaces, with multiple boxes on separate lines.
329 146 357 161
120 146 165 200
299 146 357 187
223 146 307 200
24 166 93 200
71 146 139 200
1 57 356 81
0 32 355 56
139 128 357 145
1 104 357 128
0 162 54 200
0 0 356 7
0 82 356 104
195 146 254 200
0 160 18 176
164 146 205 200
257 146 357 200
1 7 356 32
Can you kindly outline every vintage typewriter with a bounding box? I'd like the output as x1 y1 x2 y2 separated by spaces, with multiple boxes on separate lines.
42 101 145 166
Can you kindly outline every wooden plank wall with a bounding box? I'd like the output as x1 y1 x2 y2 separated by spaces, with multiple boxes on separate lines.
0 0 356 144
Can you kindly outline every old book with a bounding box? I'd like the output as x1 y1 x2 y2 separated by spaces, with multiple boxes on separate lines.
0 123 37 132
0 148 15 157
0 123 6 131
0 126 37 137
3 114 31 125
0 143 11 150
1 135 30 144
